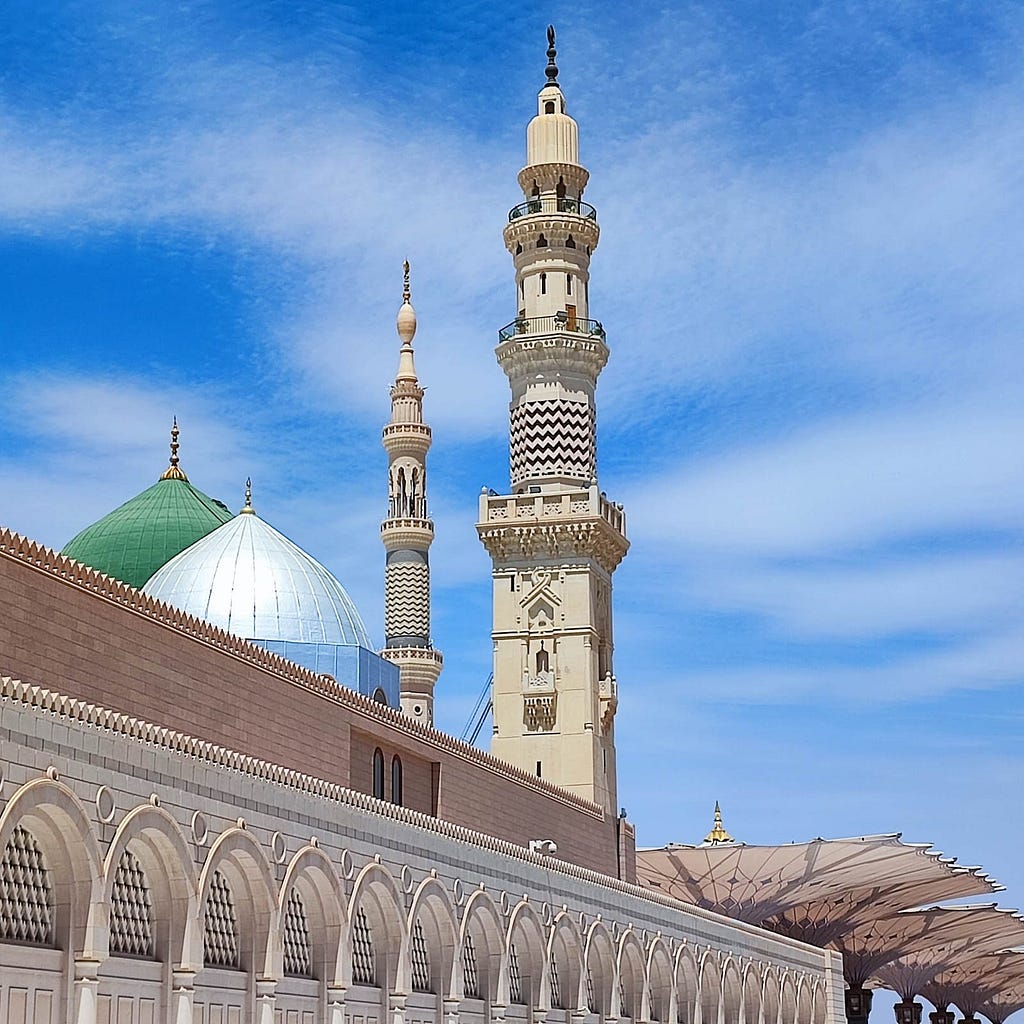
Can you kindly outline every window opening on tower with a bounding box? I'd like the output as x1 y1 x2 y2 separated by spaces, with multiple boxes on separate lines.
545 100 555 114
566 274 572 295
540 273 547 295
536 646 549 674
537 234 548 248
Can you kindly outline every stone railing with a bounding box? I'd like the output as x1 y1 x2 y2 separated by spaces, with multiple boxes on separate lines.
480 486 625 534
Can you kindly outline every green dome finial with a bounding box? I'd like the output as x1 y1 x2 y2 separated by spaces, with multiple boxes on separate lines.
159 417 188 481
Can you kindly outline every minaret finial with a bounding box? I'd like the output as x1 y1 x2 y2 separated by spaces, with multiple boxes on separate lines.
241 476 254 514
703 801 735 845
545 25 559 87
396 260 418 364
159 416 189 481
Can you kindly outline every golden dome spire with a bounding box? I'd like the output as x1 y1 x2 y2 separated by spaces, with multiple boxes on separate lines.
159 417 189 481
240 477 255 515
704 801 735 845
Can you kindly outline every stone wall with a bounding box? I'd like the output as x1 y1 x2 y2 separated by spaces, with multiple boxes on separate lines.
0 679 844 1024
0 529 623 876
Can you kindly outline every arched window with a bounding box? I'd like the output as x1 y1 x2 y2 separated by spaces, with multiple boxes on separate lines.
566 233 576 248
283 888 313 977
509 942 525 1004
544 100 555 114
352 906 376 985
463 933 481 998
540 273 547 295
411 918 432 991
536 646 549 674
392 755 403 806
0 824 53 946
566 273 573 295
204 870 239 968
110 848 154 957
537 233 548 248
372 687 388 705
373 748 385 799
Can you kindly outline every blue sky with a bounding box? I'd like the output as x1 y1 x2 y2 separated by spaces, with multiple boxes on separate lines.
2 0 1024 990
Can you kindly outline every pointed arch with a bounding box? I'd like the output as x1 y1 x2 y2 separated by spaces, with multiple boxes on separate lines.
779 974 797 1024
762 969 781 1024
198 826 278 978
617 927 646 1021
349 860 409 993
646 937 673 1023
278 844 347 986
584 919 616 1018
507 900 546 1010
722 959 743 1024
547 910 584 1012
460 888 506 1003
811 983 827 1024
741 964 762 1024
674 944 699 1024
0 777 104 959
103 802 199 970
796 977 813 1024
408 875 460 999
699 951 723 1024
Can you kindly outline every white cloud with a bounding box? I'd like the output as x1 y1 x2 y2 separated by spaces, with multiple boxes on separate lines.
627 401 1024 555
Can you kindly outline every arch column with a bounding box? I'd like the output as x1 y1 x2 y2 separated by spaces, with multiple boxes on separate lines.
171 970 196 1024
390 990 409 1024
327 986 347 1024
73 958 101 1024
255 979 277 1024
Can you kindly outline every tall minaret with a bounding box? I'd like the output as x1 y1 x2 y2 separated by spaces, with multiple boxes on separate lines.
381 262 443 724
476 28 628 815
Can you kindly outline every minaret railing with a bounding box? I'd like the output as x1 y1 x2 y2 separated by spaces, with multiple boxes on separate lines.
508 197 598 221
498 315 605 342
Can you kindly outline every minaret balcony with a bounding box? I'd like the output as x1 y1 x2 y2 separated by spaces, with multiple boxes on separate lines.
498 314 605 342
508 197 597 222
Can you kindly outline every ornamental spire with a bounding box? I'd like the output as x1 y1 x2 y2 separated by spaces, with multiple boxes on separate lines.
545 25 559 87
159 417 188 481
240 477 254 514
395 259 419 383
703 801 735 845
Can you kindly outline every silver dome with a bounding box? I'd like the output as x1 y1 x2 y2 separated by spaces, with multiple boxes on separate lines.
143 511 372 649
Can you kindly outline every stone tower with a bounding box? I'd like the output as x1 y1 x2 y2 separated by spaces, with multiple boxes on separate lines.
381 262 443 724
476 28 628 814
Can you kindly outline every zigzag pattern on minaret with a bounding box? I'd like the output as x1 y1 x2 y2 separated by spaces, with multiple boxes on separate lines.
384 562 430 637
510 399 596 485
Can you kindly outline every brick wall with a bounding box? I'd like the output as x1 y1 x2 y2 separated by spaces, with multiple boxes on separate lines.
0 534 632 878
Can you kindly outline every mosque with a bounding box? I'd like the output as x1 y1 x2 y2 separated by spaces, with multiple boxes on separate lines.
1 28 1023 1024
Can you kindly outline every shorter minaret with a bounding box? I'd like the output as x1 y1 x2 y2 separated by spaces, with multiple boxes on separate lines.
381 262 443 723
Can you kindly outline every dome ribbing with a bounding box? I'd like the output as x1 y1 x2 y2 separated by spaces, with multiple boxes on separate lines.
143 511 372 648
62 478 233 590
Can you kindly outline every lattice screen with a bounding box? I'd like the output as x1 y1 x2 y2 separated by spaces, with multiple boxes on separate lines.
110 849 154 957
509 942 524 1004
462 932 480 999
352 906 376 985
411 918 433 992
0 825 53 946
203 870 239 968
550 956 563 1009
283 888 313 977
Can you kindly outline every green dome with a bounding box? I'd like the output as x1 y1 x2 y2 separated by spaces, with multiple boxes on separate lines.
63 476 233 590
